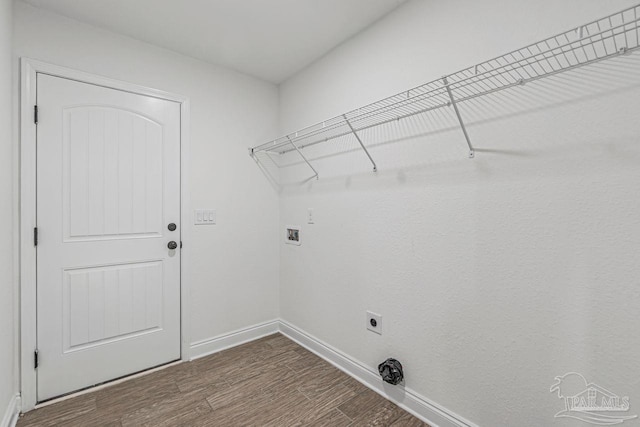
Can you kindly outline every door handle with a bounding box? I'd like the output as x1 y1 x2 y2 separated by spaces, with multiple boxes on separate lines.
167 241 178 250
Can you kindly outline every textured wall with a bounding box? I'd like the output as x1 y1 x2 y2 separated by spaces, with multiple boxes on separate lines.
278 0 640 425
13 2 280 356
0 0 14 421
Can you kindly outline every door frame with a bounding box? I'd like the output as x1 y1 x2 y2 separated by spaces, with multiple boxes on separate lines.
19 58 192 411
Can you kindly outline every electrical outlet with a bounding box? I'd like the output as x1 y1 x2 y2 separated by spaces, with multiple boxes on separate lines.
307 208 314 224
366 311 382 334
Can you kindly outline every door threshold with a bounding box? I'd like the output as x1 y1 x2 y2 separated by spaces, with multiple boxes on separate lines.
34 359 182 409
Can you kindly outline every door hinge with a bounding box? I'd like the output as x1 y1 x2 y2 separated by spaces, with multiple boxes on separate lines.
34 350 39 369
34 227 38 246
34 105 38 125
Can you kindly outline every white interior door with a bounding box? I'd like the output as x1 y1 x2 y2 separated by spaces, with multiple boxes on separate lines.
36 73 181 401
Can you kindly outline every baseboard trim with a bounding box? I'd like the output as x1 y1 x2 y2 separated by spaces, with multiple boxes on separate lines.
189 319 280 360
19 319 473 427
278 320 477 427
1 394 20 427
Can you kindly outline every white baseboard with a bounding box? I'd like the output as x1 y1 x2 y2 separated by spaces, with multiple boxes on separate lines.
189 319 280 360
19 318 473 427
278 320 477 427
1 394 20 427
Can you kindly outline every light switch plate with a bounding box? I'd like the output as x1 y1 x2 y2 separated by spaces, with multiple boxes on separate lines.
195 209 216 225
307 208 314 224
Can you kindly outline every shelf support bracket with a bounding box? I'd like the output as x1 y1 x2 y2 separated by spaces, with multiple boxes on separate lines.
343 115 378 172
443 76 475 158
287 136 319 180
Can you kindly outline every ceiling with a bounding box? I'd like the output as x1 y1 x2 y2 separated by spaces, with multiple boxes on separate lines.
21 0 408 84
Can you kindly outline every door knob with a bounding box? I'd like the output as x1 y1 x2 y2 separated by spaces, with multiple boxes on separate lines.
167 241 178 250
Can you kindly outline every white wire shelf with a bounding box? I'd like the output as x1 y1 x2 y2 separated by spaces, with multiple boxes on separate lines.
250 4 640 178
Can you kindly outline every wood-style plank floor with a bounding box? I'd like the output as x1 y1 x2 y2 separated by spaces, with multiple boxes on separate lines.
18 333 428 426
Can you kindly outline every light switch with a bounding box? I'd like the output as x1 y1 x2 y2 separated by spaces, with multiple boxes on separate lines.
195 209 216 225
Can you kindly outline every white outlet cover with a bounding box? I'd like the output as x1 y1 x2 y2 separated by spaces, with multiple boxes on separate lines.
366 311 382 334
307 208 314 224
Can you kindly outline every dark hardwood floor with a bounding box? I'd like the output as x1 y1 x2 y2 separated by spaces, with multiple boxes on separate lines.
18 333 428 426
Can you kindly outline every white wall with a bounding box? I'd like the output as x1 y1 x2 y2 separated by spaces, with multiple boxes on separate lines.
13 1 280 358
0 0 15 423
278 1 640 426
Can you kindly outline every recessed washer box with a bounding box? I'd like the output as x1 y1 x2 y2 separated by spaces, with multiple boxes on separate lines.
285 226 301 246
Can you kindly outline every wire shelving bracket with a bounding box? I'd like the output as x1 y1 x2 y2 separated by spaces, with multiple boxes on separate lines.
250 4 640 177
343 114 378 172
287 135 318 179
442 76 475 159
